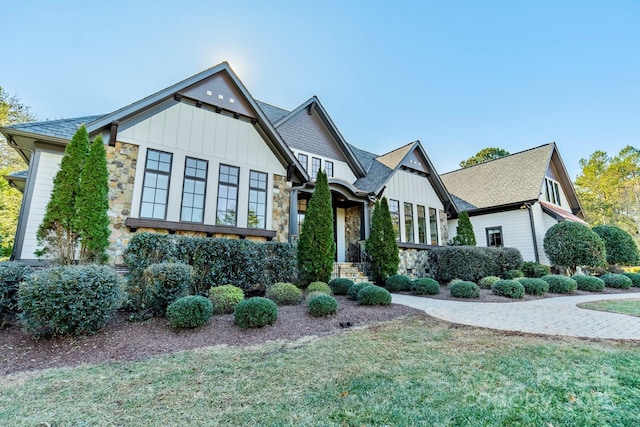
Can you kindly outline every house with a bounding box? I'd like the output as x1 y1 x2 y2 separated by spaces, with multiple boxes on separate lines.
441 143 586 264
1 62 455 272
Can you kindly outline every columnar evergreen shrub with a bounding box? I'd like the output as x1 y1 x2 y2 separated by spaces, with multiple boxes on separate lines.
297 170 335 285
543 222 606 274
0 261 32 318
571 275 605 292
348 282 373 300
234 297 278 329
449 281 480 298
384 274 412 292
265 282 302 305
126 263 192 319
18 265 121 338
451 211 476 246
429 246 523 283
307 281 332 295
592 225 640 266
600 273 633 289
307 294 338 317
517 278 549 295
520 261 551 278
209 285 244 314
541 275 578 294
622 272 640 287
491 280 525 299
166 296 213 329
503 269 524 280
411 278 440 295
357 285 392 306
328 278 354 295
478 276 501 289
365 198 400 285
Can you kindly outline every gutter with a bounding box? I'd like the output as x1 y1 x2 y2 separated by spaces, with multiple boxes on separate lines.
524 202 540 263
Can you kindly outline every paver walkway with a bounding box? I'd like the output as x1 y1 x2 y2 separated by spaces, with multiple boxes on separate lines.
392 293 640 340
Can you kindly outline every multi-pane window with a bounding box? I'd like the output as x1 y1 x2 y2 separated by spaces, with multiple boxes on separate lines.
248 170 268 229
486 226 503 247
404 203 414 243
545 178 562 206
181 157 207 223
140 149 172 219
417 205 427 244
298 153 308 172
429 208 439 245
312 157 321 178
325 161 334 177
216 164 239 226
389 199 400 241
297 198 308 234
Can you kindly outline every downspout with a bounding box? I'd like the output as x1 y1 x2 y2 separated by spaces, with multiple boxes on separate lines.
525 202 540 263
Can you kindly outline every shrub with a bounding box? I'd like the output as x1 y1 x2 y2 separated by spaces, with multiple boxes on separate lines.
384 275 412 292
451 211 476 246
541 275 577 294
0 261 32 318
234 297 278 329
209 285 244 314
491 280 525 299
449 281 480 298
448 279 463 286
518 278 549 295
543 222 606 274
520 261 551 278
571 275 605 292
478 276 501 289
328 278 354 295
18 265 121 338
592 225 640 266
306 291 326 301
429 246 523 283
166 296 213 329
503 269 524 280
307 294 338 317
411 278 440 295
600 273 633 289
307 281 332 295
126 263 192 319
357 285 392 306
622 272 640 287
348 282 373 301
265 282 302 305
365 198 400 285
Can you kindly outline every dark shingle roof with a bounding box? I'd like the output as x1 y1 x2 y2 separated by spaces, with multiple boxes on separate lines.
6 115 105 140
256 101 290 124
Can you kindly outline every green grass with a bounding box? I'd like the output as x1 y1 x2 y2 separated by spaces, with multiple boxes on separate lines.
1 316 639 426
578 298 640 317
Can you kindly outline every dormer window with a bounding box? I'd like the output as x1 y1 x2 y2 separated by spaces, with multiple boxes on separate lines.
544 178 561 206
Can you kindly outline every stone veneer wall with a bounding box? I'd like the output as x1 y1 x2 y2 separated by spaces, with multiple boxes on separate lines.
439 209 448 245
271 174 291 242
345 206 362 261
398 248 433 279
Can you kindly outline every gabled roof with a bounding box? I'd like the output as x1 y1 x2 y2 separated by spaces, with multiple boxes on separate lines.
3 115 105 141
255 101 290 124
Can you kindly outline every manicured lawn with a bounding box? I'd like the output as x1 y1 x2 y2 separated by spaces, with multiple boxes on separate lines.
1 316 639 426
578 298 640 317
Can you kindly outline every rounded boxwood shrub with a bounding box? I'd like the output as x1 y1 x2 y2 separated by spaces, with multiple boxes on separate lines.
166 296 213 328
543 222 606 273
448 278 463 286
18 265 121 338
348 282 373 301
0 261 32 318
478 276 501 289
306 291 326 301
491 280 525 299
307 294 338 317
411 278 440 295
384 275 412 292
622 272 640 287
357 285 392 306
592 225 640 266
209 285 244 314
541 275 577 294
234 297 278 329
126 262 192 319
520 261 551 278
571 275 605 292
328 278 354 295
449 281 480 298
600 273 633 289
503 269 524 280
265 282 302 305
518 278 549 295
307 281 332 295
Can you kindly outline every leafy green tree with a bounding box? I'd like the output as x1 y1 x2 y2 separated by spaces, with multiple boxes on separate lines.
0 176 22 259
543 221 606 275
592 225 640 266
77 135 110 263
460 147 510 168
365 197 400 285
297 169 335 285
0 86 36 170
451 211 476 246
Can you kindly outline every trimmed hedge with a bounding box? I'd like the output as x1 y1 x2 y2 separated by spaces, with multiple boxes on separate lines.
126 263 192 319
384 275 412 292
503 269 524 280
18 265 121 338
429 246 523 283
307 282 332 295
265 282 302 305
622 272 640 287
478 276 501 289
209 285 244 314
357 286 392 306
491 280 525 299
328 278 354 295
572 275 605 292
234 297 278 328
307 294 338 317
600 273 633 289
348 282 373 301
411 278 440 295
0 261 32 317
166 296 213 328
518 278 549 295
449 281 480 298
541 275 577 294
520 261 551 278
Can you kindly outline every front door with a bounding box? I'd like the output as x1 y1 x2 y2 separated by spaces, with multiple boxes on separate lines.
335 207 346 262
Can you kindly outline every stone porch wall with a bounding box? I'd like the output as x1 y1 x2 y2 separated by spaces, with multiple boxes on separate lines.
271 174 291 242
345 206 362 262
398 248 433 279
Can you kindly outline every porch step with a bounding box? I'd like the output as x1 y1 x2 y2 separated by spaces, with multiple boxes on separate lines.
333 262 371 283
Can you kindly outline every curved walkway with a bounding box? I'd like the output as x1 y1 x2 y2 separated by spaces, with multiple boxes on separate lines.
392 293 640 340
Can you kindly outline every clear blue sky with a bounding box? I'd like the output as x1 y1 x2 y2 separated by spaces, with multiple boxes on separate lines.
3 1 639 180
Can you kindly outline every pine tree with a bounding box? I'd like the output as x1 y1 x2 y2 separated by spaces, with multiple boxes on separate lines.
37 125 89 264
297 169 335 285
77 135 110 263
452 211 476 246
365 197 400 284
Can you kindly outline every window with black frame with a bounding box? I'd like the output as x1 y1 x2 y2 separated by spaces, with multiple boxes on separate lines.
486 226 503 247
140 149 172 219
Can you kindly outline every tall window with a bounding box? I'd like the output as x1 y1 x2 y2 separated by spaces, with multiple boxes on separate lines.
404 203 414 243
486 226 503 247
545 178 561 206
389 199 400 241
298 153 308 172
429 208 439 245
297 198 308 234
181 157 207 223
140 149 172 219
325 161 334 177
312 157 321 178
216 164 239 226
417 205 427 244
248 170 268 228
